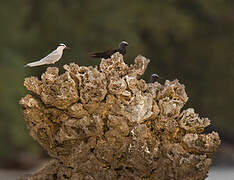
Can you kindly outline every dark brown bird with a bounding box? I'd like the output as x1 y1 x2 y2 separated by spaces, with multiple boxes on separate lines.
91 41 128 59
150 74 159 83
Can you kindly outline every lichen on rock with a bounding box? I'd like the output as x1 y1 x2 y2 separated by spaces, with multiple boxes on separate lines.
19 52 220 180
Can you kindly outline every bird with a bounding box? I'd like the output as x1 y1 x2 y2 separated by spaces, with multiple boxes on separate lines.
91 41 128 59
150 74 159 83
24 43 70 67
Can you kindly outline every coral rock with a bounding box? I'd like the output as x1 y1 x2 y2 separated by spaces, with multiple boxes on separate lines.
20 52 220 180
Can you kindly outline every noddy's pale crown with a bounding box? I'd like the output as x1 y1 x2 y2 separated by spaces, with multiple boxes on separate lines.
150 74 159 83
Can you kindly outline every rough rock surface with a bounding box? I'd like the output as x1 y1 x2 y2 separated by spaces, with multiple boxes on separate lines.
19 52 220 180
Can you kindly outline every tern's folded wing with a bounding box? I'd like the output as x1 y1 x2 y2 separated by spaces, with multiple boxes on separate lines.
40 50 61 63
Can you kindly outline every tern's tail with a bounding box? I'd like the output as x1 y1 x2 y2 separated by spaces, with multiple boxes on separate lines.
24 60 45 67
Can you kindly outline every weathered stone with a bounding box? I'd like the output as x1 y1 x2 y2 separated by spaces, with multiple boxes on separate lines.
20 52 220 180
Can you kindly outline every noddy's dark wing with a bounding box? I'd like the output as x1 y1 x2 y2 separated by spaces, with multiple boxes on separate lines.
91 49 118 59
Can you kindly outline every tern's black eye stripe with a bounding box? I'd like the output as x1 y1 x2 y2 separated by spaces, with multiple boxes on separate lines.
59 44 66 47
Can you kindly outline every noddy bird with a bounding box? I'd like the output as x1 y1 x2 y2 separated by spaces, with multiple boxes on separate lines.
150 74 160 83
25 43 70 67
91 41 128 59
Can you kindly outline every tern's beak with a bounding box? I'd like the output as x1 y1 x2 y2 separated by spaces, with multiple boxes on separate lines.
65 46 70 49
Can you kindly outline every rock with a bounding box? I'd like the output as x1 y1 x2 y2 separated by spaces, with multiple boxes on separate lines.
19 52 220 180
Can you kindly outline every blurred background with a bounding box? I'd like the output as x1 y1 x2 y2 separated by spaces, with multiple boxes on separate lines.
0 0 234 178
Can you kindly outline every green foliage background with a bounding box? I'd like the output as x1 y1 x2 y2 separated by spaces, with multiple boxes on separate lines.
0 0 233 165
